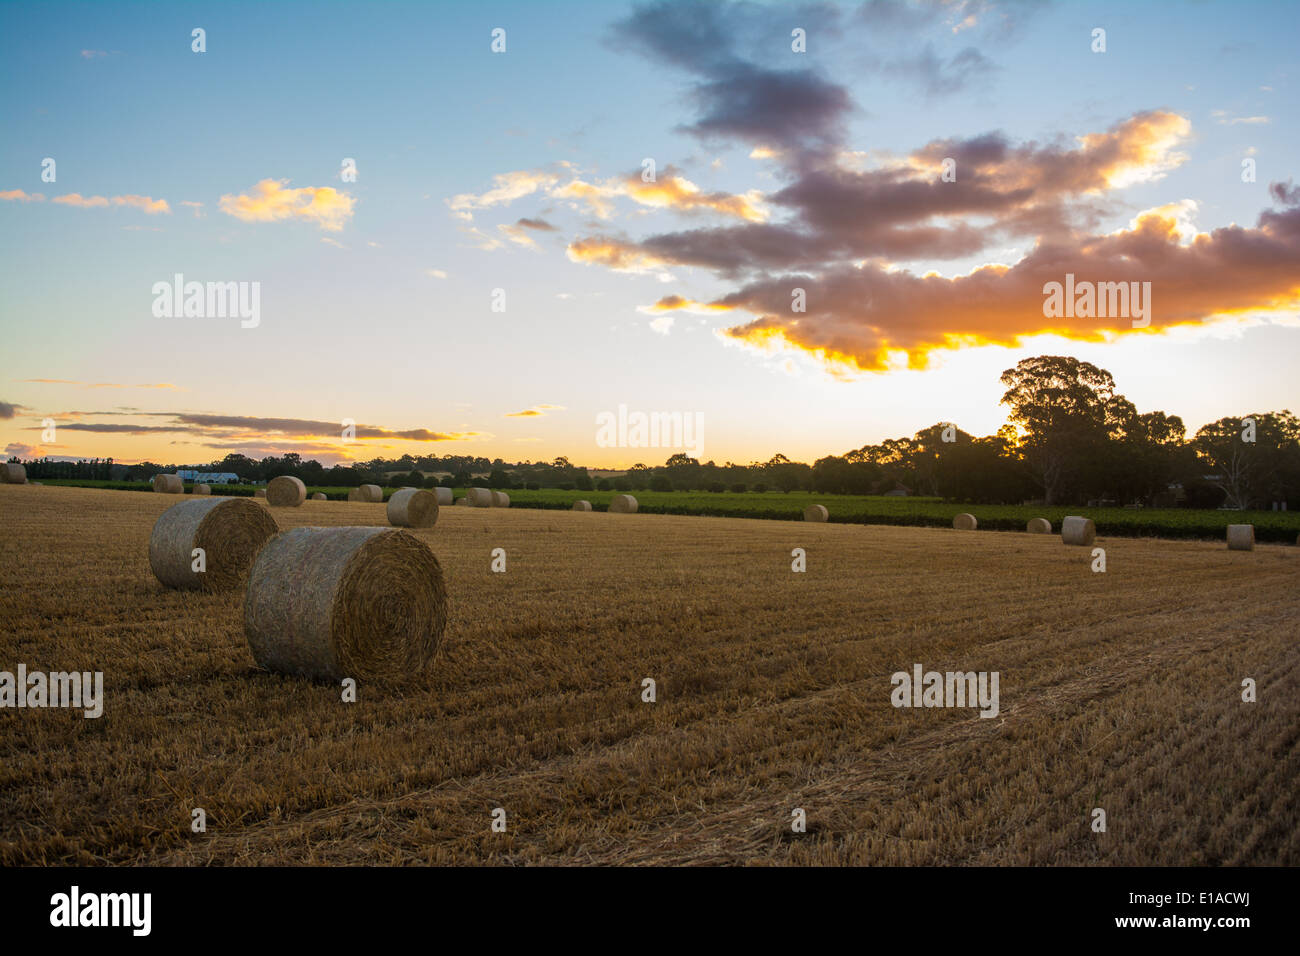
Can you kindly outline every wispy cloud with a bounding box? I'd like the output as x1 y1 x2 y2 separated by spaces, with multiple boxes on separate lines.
0 189 45 202
504 404 565 418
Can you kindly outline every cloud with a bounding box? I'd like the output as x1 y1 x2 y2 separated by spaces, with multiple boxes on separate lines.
0 401 27 419
113 194 169 214
424 268 449 279
516 217 558 232
447 169 561 221
0 189 44 202
504 404 565 418
80 49 107 59
22 379 180 389
498 222 541 249
1211 110 1271 126
649 314 675 335
180 200 204 218
5 443 41 457
218 178 356 232
52 193 109 208
872 43 997 98
566 237 672 276
703 196 1300 371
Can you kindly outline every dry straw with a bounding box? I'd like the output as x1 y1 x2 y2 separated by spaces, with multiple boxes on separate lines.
467 487 493 508
492 491 510 508
387 488 439 528
1026 517 1051 534
243 527 448 682
193 483 212 496
254 488 267 498
434 487 453 506
311 492 327 500
953 513 977 531
1 463 27 484
267 475 307 507
609 494 638 514
455 497 469 506
1061 515 1096 546
149 497 278 592
152 474 183 494
1226 524 1255 551
804 504 828 522
573 500 592 511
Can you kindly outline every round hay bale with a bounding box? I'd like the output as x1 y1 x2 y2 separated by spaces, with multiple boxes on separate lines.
310 492 327 501
573 499 592 512
467 487 493 508
804 504 828 522
952 513 977 531
1061 515 1096 546
347 487 363 502
387 488 439 528
1026 517 1051 534
434 487 453 506
455 497 470 507
152 474 183 494
1226 524 1255 551
243 527 447 682
254 488 267 498
2 463 28 484
149 497 278 592
266 475 307 507
193 483 212 496
609 494 638 514
360 483 383 503
491 491 510 508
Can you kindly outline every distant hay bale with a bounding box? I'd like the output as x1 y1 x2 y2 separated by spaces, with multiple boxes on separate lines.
573 500 592 512
360 484 383 502
254 488 267 498
609 494 638 514
952 513 977 531
387 488 439 528
467 487 493 508
1226 524 1255 551
243 527 448 682
455 497 470 507
310 492 327 500
2 463 27 484
266 475 307 507
193 483 212 496
347 488 363 502
149 497 278 592
491 491 510 508
1026 517 1051 534
1061 515 1096 546
152 474 183 494
804 504 828 522
434 487 453 506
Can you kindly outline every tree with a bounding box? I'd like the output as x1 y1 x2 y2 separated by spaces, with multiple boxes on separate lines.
1000 355 1118 505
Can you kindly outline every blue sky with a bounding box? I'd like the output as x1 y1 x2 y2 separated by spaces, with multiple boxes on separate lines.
1 0 1296 466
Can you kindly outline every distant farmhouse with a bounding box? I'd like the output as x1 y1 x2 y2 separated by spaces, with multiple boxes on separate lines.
175 470 241 484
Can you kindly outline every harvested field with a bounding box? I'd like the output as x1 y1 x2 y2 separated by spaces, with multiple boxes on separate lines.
1 485 1297 866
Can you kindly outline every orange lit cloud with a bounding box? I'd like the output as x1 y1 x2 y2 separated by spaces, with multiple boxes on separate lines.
566 237 671 275
0 189 44 202
504 404 565 418
219 178 356 232
52 193 110 208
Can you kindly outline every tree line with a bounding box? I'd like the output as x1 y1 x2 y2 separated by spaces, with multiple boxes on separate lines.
11 356 1297 509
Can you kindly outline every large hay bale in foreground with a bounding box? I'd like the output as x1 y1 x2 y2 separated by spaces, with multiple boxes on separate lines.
953 513 977 531
804 504 828 522
149 497 278 592
243 527 448 682
1061 515 1096 546
387 488 439 528
266 475 307 507
491 491 510 508
1026 517 1051 534
434 487 453 506
609 494 638 514
2 463 27 484
1226 524 1255 551
573 500 592 512
310 492 327 501
467 487 493 508
254 488 267 498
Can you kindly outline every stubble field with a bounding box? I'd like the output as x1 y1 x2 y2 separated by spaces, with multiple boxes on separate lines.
1 485 1297 865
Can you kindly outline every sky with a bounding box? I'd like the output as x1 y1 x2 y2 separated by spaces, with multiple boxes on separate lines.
1 0 1296 469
